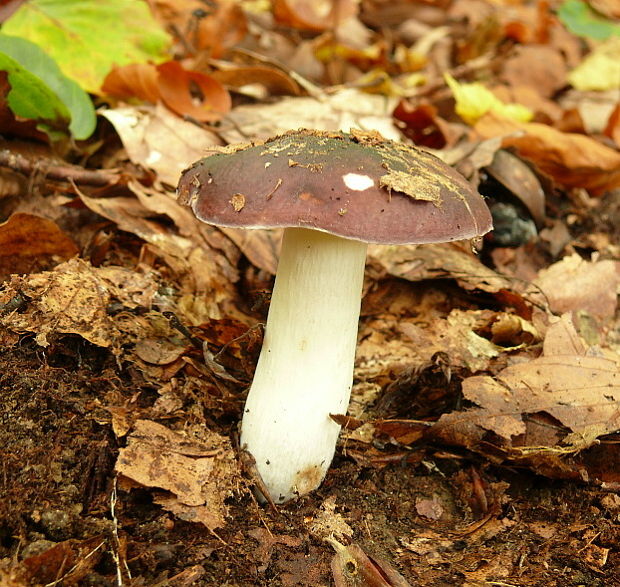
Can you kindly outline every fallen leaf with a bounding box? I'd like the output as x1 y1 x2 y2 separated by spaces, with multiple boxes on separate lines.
101 104 222 186
0 258 158 348
604 102 620 146
474 111 620 194
2 0 171 94
77 185 240 320
273 0 359 32
569 38 620 91
116 419 240 531
445 73 533 125
533 253 619 321
219 89 400 144
153 0 248 58
415 495 445 520
431 313 620 451
212 65 301 96
329 538 412 587
368 242 514 294
500 45 567 98
21 536 105 585
0 211 78 259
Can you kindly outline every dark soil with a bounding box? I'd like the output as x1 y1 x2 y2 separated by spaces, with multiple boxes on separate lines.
1 335 619 586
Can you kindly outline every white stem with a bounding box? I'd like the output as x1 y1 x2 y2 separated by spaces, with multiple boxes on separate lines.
240 227 367 503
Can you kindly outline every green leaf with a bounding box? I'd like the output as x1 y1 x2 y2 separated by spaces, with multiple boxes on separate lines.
0 50 70 141
0 34 96 139
3 0 171 95
558 0 620 40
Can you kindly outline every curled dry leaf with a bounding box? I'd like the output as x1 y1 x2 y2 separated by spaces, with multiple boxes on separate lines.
212 65 302 96
219 89 401 144
116 420 240 532
102 61 231 122
77 185 240 320
484 149 546 226
393 101 462 150
475 112 620 194
20 536 105 585
604 103 620 146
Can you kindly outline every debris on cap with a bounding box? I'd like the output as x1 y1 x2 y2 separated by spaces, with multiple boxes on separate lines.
178 129 492 244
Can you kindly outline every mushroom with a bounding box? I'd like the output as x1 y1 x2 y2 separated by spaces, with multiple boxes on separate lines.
177 129 492 504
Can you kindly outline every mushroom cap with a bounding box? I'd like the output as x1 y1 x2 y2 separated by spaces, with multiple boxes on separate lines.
177 129 492 245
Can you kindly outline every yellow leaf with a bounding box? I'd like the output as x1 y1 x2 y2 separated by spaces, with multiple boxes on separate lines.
568 38 620 91
444 73 533 125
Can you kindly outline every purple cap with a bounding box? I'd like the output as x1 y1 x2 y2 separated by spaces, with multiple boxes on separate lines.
177 129 492 244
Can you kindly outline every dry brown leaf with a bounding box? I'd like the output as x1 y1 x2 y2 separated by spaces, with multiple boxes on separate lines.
220 227 281 275
20 536 105 585
78 186 240 320
415 495 445 521
218 90 400 144
329 538 412 587
134 337 189 365
101 103 222 186
604 103 620 147
116 420 239 531
102 61 231 123
153 0 247 58
356 308 502 383
533 253 619 321
393 101 463 150
273 0 359 32
432 313 620 450
0 212 79 280
500 45 567 98
211 65 301 96
0 258 157 348
474 112 620 194
368 242 514 294
0 213 78 259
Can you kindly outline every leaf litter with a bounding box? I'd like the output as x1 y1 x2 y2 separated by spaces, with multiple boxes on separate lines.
1 0 620 584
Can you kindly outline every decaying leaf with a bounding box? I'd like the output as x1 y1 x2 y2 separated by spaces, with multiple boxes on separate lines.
0 258 158 348
116 419 240 531
431 314 620 459
20 536 105 585
306 495 354 542
77 185 240 321
0 212 79 279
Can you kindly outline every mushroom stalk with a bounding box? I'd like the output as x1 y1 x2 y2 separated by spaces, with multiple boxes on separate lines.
240 227 367 503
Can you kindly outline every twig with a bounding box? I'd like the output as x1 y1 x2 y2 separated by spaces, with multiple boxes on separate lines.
0 149 119 187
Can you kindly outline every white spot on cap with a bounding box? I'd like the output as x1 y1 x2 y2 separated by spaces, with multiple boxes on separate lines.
343 173 374 191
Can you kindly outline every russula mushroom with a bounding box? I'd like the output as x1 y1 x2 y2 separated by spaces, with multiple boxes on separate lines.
177 129 492 504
